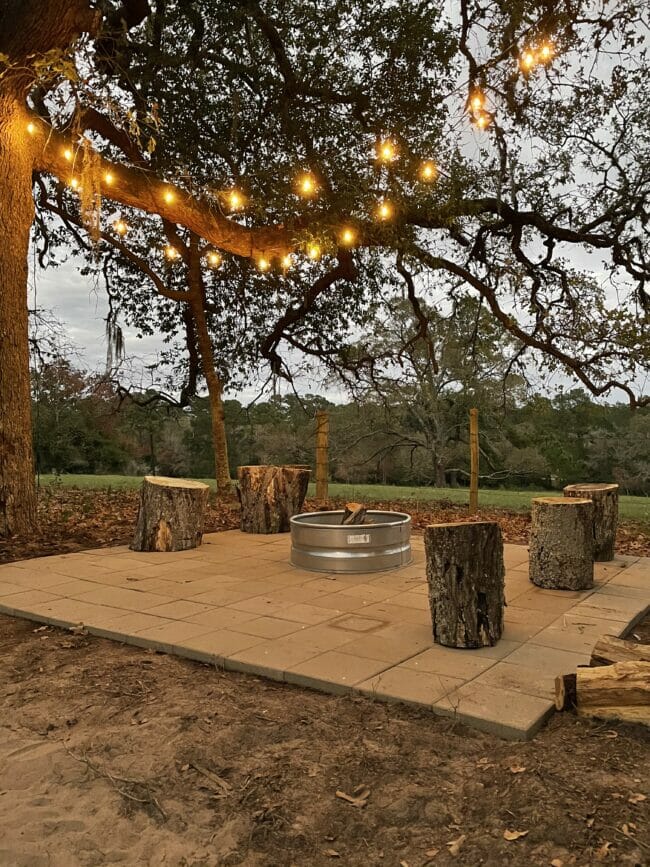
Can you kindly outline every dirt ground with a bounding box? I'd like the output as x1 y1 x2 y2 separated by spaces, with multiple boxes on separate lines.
1 613 648 867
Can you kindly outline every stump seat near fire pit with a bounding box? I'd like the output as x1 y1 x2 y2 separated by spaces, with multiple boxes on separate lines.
290 510 412 573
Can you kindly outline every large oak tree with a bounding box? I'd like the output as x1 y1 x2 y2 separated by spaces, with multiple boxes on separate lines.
1 0 648 535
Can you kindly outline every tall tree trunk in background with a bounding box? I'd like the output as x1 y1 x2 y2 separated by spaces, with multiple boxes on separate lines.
0 94 37 534
187 238 233 498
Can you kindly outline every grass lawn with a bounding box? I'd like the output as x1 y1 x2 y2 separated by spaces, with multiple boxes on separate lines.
37 473 650 523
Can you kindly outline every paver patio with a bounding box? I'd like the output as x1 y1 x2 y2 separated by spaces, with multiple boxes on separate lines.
1 532 648 740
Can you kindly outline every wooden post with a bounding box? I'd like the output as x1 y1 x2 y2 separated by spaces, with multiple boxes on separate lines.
315 410 329 500
469 408 479 515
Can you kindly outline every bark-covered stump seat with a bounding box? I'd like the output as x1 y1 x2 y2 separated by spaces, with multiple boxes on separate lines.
131 476 210 552
563 483 619 562
424 521 505 648
237 465 310 534
529 497 594 590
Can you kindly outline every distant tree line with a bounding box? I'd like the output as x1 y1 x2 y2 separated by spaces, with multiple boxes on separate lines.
32 358 650 495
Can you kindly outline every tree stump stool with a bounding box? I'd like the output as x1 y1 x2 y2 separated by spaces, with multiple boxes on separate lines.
563 483 619 561
529 497 594 590
131 476 210 552
237 465 310 534
424 521 505 648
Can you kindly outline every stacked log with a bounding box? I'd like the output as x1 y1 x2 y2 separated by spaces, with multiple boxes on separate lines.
424 521 505 648
131 476 210 552
563 483 619 561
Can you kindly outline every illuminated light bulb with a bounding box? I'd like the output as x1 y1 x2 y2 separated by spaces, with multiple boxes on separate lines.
297 172 317 197
228 188 244 211
26 121 36 135
257 256 270 272
340 226 357 247
70 177 79 190
207 250 222 268
539 41 554 62
376 200 393 221
469 89 484 113
163 188 174 204
307 243 321 261
475 112 491 130
104 171 114 185
420 160 437 182
281 253 294 270
376 138 397 162
113 219 128 236
165 244 180 260
520 50 536 71
64 147 73 162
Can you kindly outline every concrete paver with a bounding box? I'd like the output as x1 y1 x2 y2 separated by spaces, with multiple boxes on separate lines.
1 533 648 740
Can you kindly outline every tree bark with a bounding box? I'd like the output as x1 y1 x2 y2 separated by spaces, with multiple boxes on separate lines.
529 497 594 590
237 465 310 534
555 672 578 711
563 483 619 561
131 475 209 552
424 521 505 648
0 94 37 535
575 661 650 725
590 634 650 667
187 236 232 498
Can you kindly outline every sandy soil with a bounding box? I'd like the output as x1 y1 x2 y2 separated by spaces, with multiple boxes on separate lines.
1 614 648 867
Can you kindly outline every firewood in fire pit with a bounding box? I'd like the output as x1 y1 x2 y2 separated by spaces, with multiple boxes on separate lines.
342 503 373 525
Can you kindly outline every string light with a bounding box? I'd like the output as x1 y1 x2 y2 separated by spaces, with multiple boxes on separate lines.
340 226 357 247
376 138 397 163
520 50 537 72
70 177 79 190
296 172 318 198
165 244 180 260
419 160 437 182
104 171 114 185
376 200 393 221
307 243 321 261
163 188 175 204
26 121 36 135
207 250 222 268
227 189 244 211
474 112 491 130
539 41 554 62
113 219 128 236
64 148 73 162
469 89 485 113
257 256 270 272
281 253 294 270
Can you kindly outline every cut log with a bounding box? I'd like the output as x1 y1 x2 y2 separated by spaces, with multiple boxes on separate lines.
529 497 594 590
424 521 505 648
555 672 578 711
563 483 619 561
342 502 367 525
590 634 650 667
237 465 310 534
575 661 650 725
131 476 210 552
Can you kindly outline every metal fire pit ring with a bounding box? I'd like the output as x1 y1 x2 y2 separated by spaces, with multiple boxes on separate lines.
290 510 412 573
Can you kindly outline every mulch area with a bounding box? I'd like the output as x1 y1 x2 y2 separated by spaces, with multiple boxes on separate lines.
1 487 648 564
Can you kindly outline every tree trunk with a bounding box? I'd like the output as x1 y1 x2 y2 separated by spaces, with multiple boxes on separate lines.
424 521 505 648
237 465 310 534
0 94 37 536
590 635 650 667
575 661 650 725
187 239 232 498
131 475 209 551
563 483 619 561
529 497 594 590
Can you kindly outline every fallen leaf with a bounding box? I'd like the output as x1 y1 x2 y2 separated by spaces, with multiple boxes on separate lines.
509 764 526 774
603 731 619 739
504 829 529 841
399 861 409 867
621 823 635 837
446 835 466 856
550 860 563 867
324 850 340 858
586 817 595 828
335 785 370 808
595 841 613 861
628 793 646 804
425 847 440 858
